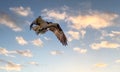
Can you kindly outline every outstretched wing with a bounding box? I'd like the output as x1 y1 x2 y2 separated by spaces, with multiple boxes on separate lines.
49 24 67 46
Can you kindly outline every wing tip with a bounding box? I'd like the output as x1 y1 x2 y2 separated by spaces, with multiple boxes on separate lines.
63 43 68 46
61 38 68 46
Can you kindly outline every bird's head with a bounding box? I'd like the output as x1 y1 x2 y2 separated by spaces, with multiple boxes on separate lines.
38 16 41 18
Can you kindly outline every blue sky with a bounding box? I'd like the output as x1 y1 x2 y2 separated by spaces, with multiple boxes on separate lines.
0 0 120 72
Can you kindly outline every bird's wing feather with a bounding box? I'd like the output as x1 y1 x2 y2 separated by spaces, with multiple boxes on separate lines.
49 24 67 46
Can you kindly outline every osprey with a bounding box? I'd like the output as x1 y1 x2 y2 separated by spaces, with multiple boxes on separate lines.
30 16 67 46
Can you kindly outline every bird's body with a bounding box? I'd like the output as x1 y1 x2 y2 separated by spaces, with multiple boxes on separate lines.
30 16 67 46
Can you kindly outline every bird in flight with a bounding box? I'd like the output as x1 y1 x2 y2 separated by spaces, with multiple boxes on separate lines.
30 16 67 46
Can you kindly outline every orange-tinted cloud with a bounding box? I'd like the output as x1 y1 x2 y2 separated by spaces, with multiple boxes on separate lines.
91 41 120 50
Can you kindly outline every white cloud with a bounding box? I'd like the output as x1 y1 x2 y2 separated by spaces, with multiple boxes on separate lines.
0 47 32 57
41 7 119 43
16 50 33 57
42 8 67 20
101 30 120 39
0 61 22 71
0 47 9 56
100 30 111 40
90 41 120 50
94 63 108 68
50 50 64 55
41 7 118 42
28 62 39 66
80 30 86 38
73 47 87 54
10 6 33 17
41 7 118 31
0 47 15 57
67 30 80 41
115 59 120 63
67 30 86 41
67 12 118 30
111 31 120 36
31 38 43 47
16 36 28 45
0 13 22 32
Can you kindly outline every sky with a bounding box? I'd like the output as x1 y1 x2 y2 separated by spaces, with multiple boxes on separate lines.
0 0 120 72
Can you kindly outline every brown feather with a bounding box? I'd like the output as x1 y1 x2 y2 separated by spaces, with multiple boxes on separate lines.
49 25 67 46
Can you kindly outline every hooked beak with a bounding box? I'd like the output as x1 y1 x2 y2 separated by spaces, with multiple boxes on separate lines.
30 23 34 30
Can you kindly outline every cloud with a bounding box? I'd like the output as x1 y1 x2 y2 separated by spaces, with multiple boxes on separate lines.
16 50 33 57
41 6 118 31
100 30 113 40
115 59 120 63
16 36 28 45
67 30 86 41
111 31 120 36
80 30 86 38
101 30 120 39
41 7 118 42
67 30 80 41
0 60 22 71
110 31 120 42
50 50 64 55
73 47 87 54
0 47 15 57
28 62 39 66
9 6 33 17
0 47 32 57
90 41 120 50
100 30 120 43
0 13 22 32
94 63 108 68
67 11 118 30
31 38 43 47
0 47 8 55
42 8 67 20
